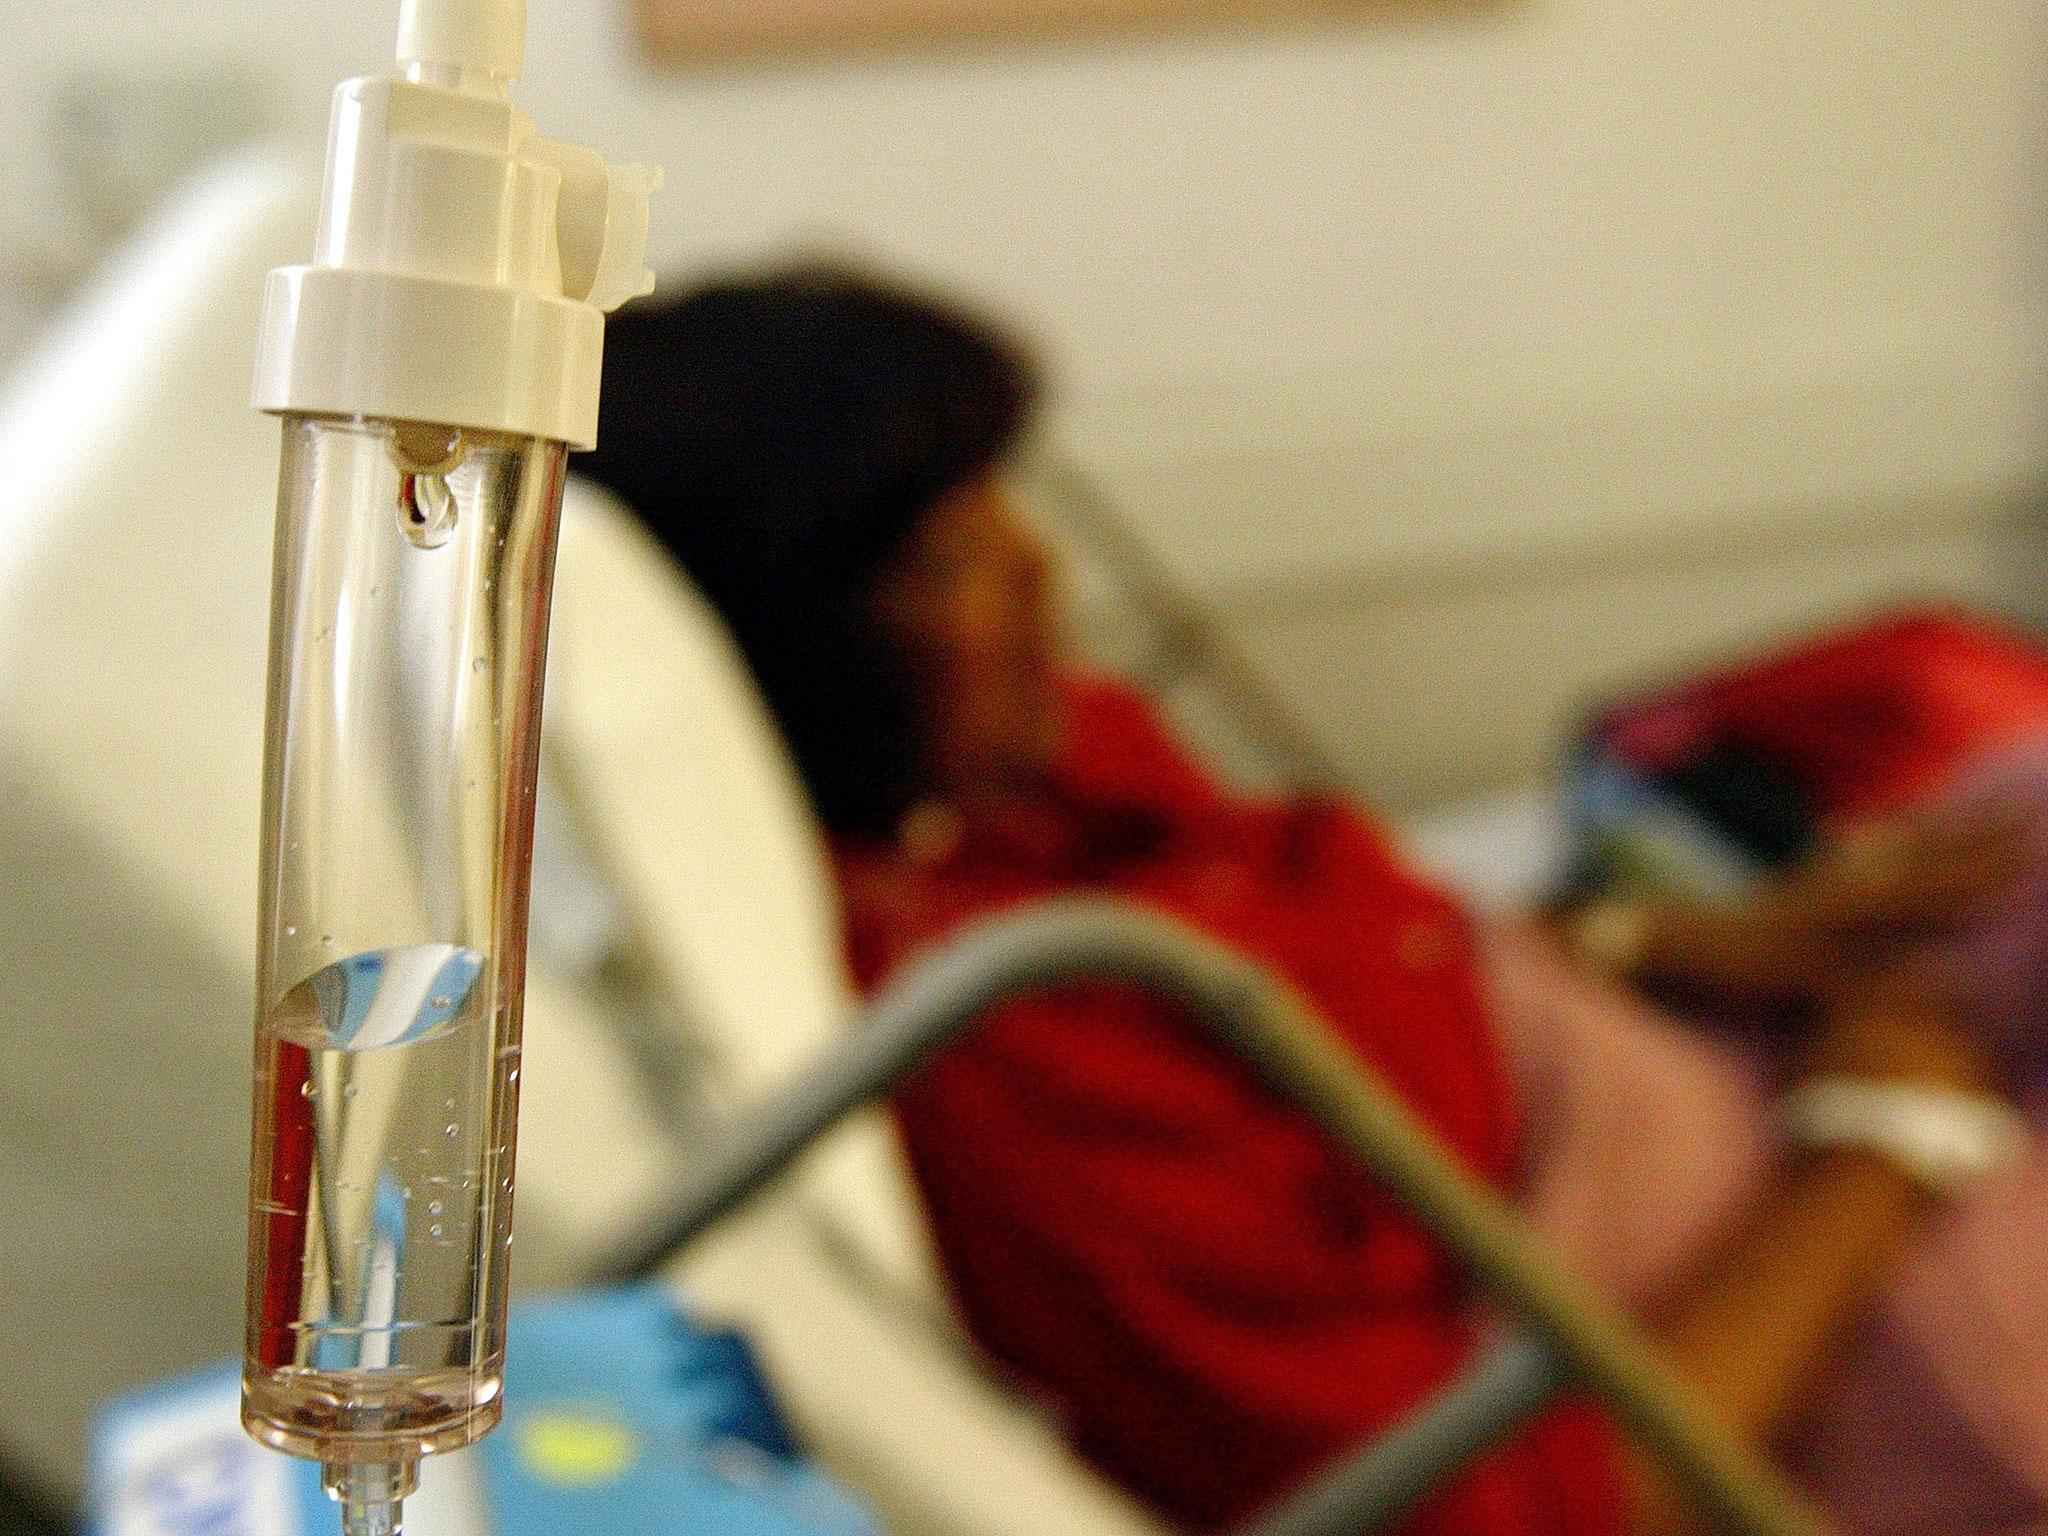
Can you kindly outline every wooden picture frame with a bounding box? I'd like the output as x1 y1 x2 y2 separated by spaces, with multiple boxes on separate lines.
638 0 1468 63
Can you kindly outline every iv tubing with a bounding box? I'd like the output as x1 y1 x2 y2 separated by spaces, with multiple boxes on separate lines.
328 1461 417 1536
600 897 1832 1536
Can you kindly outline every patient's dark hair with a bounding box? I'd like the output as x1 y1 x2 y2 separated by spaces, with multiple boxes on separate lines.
580 265 1038 835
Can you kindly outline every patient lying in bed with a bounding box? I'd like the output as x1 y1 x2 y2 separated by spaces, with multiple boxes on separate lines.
581 265 2047 1536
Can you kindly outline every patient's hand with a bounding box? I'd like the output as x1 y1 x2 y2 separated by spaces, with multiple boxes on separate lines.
1751 816 2028 996
1596 816 2029 1007
1807 957 1996 1092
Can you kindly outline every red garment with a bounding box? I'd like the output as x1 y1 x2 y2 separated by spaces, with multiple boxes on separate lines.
835 678 1626 1535
1601 606 2048 829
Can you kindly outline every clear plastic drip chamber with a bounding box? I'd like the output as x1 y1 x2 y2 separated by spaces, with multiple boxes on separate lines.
245 417 567 1532
243 4 655 1533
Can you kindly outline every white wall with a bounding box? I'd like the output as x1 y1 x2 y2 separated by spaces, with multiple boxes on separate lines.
5 0 2045 804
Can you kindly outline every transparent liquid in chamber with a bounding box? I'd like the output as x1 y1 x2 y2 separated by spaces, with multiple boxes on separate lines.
245 942 514 1461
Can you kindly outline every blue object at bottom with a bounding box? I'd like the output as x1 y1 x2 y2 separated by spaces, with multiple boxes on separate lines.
91 1285 879 1536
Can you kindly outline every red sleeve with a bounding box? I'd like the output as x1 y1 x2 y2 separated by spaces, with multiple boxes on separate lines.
837 676 1627 1535
889 975 1628 1535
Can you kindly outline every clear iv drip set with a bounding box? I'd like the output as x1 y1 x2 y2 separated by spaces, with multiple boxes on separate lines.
240 4 656 1532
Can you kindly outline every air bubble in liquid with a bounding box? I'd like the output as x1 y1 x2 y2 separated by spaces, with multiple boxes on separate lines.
269 944 485 1052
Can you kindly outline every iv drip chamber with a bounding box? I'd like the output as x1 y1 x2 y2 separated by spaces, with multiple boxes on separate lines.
244 418 563 1472
240 2 656 1532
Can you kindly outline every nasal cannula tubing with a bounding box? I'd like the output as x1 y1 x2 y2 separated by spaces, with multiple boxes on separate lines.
240 4 655 1532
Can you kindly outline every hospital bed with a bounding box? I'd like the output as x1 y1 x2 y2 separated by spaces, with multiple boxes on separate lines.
0 147 681 1506
0 149 1242 1531
0 151 1810 1535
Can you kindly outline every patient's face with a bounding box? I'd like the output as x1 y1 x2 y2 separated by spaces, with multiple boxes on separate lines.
869 475 1064 802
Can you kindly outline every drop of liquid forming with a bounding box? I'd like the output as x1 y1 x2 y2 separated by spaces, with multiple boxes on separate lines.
399 473 459 550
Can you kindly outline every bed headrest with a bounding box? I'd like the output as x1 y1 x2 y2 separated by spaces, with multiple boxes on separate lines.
0 146 312 953
0 149 310 1490
547 482 950 1309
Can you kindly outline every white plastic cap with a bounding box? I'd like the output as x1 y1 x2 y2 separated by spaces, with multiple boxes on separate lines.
397 0 525 88
253 0 658 449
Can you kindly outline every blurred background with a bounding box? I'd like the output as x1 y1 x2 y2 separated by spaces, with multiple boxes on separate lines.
5 0 2044 810
4 2 2048 1534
